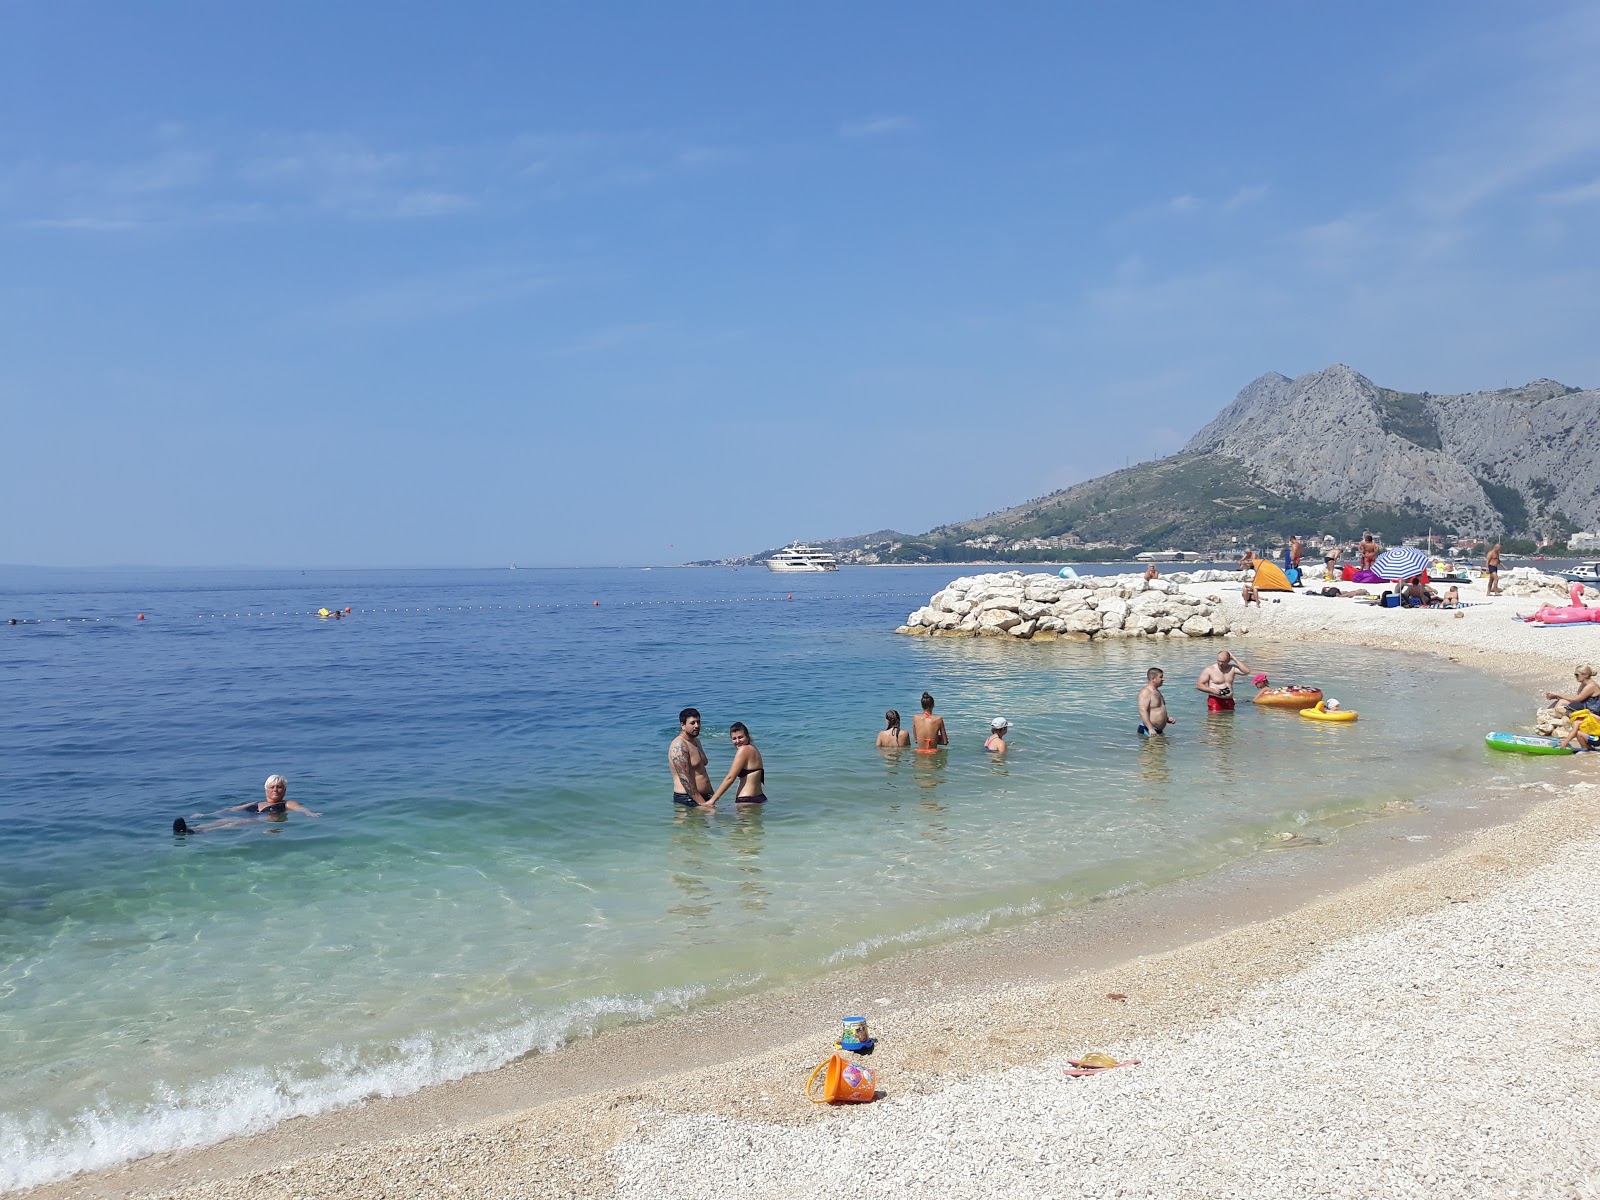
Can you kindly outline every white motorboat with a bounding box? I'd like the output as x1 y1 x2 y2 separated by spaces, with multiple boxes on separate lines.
1135 549 1199 563
1561 561 1600 585
765 543 840 572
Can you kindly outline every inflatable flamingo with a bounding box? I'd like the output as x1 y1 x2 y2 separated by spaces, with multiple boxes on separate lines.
1528 583 1600 624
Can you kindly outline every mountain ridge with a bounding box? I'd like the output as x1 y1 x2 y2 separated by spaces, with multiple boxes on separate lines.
713 365 1600 564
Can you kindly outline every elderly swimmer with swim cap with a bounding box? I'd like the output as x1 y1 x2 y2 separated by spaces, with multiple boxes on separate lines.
173 775 322 833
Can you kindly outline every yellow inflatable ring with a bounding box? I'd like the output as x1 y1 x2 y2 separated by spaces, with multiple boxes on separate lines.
1300 701 1357 722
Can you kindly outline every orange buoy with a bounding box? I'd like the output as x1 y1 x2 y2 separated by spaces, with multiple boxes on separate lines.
593 600 600 606
137 613 145 620
787 594 792 600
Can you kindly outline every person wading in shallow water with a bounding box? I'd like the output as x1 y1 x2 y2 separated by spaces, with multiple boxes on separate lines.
669 707 714 808
876 709 911 748
1196 650 1252 712
912 692 948 752
708 721 767 804
1138 667 1176 736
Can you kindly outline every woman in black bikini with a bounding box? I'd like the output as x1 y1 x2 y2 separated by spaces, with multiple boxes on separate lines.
708 723 767 805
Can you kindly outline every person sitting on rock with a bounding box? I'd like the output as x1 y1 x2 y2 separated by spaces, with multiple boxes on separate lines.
1547 665 1600 751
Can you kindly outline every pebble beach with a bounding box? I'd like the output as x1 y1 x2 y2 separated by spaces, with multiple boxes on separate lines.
24 568 1600 1200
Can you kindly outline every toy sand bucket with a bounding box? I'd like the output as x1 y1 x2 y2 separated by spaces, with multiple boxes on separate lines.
806 1053 877 1104
838 1015 875 1052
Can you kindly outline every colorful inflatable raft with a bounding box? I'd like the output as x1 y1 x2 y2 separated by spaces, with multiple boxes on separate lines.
1484 732 1573 755
1254 686 1323 709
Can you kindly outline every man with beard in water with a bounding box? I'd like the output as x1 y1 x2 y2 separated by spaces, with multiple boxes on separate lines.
1196 650 1252 712
669 707 714 807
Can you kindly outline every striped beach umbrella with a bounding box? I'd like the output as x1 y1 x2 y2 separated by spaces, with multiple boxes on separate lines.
1371 545 1432 580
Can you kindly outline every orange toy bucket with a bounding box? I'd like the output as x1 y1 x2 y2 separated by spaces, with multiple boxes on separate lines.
806 1053 877 1104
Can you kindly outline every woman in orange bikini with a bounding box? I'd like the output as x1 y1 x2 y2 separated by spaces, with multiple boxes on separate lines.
912 692 948 752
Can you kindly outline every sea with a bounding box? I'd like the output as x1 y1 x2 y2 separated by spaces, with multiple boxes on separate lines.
0 563 1538 1190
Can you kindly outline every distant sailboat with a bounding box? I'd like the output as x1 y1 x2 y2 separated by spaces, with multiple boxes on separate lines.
509 564 518 570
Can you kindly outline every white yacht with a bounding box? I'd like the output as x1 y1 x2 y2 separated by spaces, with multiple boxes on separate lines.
1135 549 1199 563
1561 561 1600 586
765 543 840 572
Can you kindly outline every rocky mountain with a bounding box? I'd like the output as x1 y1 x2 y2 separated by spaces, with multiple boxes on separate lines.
759 365 1600 564
1185 365 1598 540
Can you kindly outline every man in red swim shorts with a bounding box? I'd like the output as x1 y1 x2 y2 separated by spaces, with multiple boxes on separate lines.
1197 650 1251 711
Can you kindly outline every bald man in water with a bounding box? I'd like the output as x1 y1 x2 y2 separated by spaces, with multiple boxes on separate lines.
1196 650 1251 712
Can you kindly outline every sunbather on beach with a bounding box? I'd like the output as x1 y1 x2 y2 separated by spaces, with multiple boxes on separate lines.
1441 585 1461 609
876 709 911 748
669 708 714 807
173 775 320 833
1197 651 1251 711
708 722 766 804
1401 576 1438 607
912 692 948 752
1138 668 1175 735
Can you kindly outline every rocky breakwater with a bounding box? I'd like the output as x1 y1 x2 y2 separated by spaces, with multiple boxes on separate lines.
896 570 1249 641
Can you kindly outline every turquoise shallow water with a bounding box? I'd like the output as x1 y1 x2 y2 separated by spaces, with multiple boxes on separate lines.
0 565 1533 1189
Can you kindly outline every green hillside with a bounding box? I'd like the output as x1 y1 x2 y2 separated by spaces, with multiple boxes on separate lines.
860 452 1457 563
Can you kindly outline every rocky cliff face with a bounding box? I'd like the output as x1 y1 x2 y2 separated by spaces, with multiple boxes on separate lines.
1428 380 1600 536
1185 366 1600 536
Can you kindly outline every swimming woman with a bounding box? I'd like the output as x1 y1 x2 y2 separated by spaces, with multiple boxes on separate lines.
173 774 321 833
707 722 767 804
876 709 911 748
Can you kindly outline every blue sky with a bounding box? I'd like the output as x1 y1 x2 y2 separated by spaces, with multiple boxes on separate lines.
3 1 1598 566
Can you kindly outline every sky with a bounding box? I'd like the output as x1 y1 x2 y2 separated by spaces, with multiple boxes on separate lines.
3 1 1599 567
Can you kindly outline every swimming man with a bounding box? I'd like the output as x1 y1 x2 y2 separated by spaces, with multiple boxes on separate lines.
1196 650 1251 711
1138 668 1175 735
912 692 948 752
669 707 714 807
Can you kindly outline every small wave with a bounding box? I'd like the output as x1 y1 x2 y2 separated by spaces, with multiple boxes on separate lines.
0 984 709 1194
823 899 1044 964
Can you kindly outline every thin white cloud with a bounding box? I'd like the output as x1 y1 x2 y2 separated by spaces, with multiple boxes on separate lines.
8 125 741 231
1165 193 1200 213
543 322 671 356
839 115 916 138
389 190 477 218
1543 177 1600 204
303 264 559 326
1222 184 1269 211
20 215 144 231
